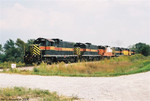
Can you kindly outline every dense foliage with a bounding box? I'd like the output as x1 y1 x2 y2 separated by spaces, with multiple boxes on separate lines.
0 39 34 63
131 42 150 56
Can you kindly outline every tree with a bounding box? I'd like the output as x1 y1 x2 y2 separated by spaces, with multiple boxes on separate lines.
27 39 35 45
0 44 2 51
1 39 35 62
131 42 150 56
3 39 18 62
15 38 26 62
25 39 35 51
0 44 4 62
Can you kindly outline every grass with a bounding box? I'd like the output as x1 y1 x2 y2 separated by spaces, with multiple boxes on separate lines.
29 54 150 77
0 87 78 101
1 54 150 77
0 61 26 69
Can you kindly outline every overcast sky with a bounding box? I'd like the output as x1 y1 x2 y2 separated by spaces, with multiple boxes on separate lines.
0 0 150 47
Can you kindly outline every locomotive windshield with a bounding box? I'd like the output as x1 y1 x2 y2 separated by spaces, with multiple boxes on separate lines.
33 38 55 46
46 41 54 46
33 39 45 46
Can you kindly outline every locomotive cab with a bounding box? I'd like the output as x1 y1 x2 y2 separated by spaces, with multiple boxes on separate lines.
98 46 113 57
33 38 55 56
24 38 55 64
74 43 86 56
122 48 129 56
113 47 123 57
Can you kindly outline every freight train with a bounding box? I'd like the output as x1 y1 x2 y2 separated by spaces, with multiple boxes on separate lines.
24 37 135 64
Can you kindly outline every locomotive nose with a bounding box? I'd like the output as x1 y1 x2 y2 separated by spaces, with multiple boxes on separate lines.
30 44 41 56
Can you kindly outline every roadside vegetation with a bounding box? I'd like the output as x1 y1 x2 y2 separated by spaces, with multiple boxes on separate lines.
31 54 150 76
2 54 150 77
0 62 25 69
0 87 78 101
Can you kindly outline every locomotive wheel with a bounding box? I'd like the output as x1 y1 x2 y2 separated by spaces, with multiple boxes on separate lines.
70 58 75 63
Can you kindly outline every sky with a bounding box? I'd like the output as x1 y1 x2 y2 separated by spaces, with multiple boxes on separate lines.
0 0 150 47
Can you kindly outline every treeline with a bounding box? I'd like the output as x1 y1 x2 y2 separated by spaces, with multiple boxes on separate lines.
0 39 150 63
130 42 150 56
0 39 34 63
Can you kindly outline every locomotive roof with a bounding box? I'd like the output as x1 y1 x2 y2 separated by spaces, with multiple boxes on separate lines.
75 42 86 45
47 39 55 42
37 38 55 42
52 38 75 44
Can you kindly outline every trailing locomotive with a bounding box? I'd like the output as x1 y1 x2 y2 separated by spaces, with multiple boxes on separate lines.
98 46 114 57
24 37 135 64
74 43 100 61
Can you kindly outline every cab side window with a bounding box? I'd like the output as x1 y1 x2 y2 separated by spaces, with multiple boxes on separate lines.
51 42 54 46
40 41 45 46
46 41 51 46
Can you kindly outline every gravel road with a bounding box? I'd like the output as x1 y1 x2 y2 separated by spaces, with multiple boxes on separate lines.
0 72 150 101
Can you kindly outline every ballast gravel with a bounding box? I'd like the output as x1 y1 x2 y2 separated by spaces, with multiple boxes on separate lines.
0 72 150 101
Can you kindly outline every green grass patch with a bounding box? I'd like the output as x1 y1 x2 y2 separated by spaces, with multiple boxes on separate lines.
0 87 78 101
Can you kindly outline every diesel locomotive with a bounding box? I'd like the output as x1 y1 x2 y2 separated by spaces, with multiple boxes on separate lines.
24 37 135 64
